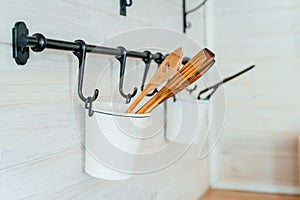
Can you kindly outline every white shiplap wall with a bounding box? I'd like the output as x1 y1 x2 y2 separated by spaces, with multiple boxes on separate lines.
208 0 300 195
0 0 209 199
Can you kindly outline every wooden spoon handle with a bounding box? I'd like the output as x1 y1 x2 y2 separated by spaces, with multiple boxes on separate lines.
125 47 183 113
136 59 215 114
124 85 153 114
135 53 205 114
136 49 215 114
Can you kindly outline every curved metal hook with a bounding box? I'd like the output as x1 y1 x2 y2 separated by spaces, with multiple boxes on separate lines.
173 95 177 102
144 52 164 97
142 85 158 97
116 46 137 104
141 51 158 97
73 39 99 116
186 85 197 94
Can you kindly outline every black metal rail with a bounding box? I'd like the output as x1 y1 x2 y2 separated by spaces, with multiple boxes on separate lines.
11 21 190 116
13 22 182 65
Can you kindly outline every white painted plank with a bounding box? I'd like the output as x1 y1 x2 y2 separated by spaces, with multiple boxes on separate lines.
223 84 300 110
0 0 185 44
222 107 300 132
0 145 209 200
215 133 298 190
214 0 300 16
217 152 298 186
0 147 91 200
212 181 299 195
44 146 209 200
214 34 299 61
0 103 81 170
213 58 300 84
218 132 298 156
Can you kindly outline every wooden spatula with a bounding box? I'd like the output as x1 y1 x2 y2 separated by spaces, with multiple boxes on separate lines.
136 48 215 114
136 60 215 114
125 47 183 113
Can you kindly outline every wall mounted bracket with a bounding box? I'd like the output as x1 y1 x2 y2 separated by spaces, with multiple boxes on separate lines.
12 22 30 65
183 0 208 33
120 0 133 16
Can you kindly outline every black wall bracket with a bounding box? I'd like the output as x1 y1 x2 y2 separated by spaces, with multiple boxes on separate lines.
120 0 133 16
12 22 30 65
183 0 208 33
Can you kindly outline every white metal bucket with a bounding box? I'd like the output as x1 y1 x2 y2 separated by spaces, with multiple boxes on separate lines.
166 97 211 144
85 102 150 180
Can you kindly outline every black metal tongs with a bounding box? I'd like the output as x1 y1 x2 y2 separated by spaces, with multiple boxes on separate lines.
197 65 255 100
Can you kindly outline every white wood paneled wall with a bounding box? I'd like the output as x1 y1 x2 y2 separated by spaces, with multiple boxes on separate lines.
208 0 300 195
0 0 209 199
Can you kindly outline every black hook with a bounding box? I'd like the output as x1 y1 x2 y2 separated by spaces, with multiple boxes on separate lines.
73 40 99 117
183 0 208 33
172 96 176 102
145 52 166 96
186 85 197 94
141 51 159 97
116 46 137 104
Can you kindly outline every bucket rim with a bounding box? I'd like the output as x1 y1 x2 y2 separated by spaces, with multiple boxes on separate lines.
91 101 151 118
170 96 210 104
93 109 151 118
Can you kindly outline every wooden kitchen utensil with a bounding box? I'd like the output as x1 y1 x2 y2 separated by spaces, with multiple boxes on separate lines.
136 60 215 114
136 48 215 114
125 47 183 113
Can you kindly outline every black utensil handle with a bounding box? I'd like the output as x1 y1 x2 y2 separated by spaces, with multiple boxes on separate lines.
197 64 255 100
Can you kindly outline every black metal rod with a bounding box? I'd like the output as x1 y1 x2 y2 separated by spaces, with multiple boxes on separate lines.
183 0 187 33
186 0 208 14
13 21 190 65
26 35 163 60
